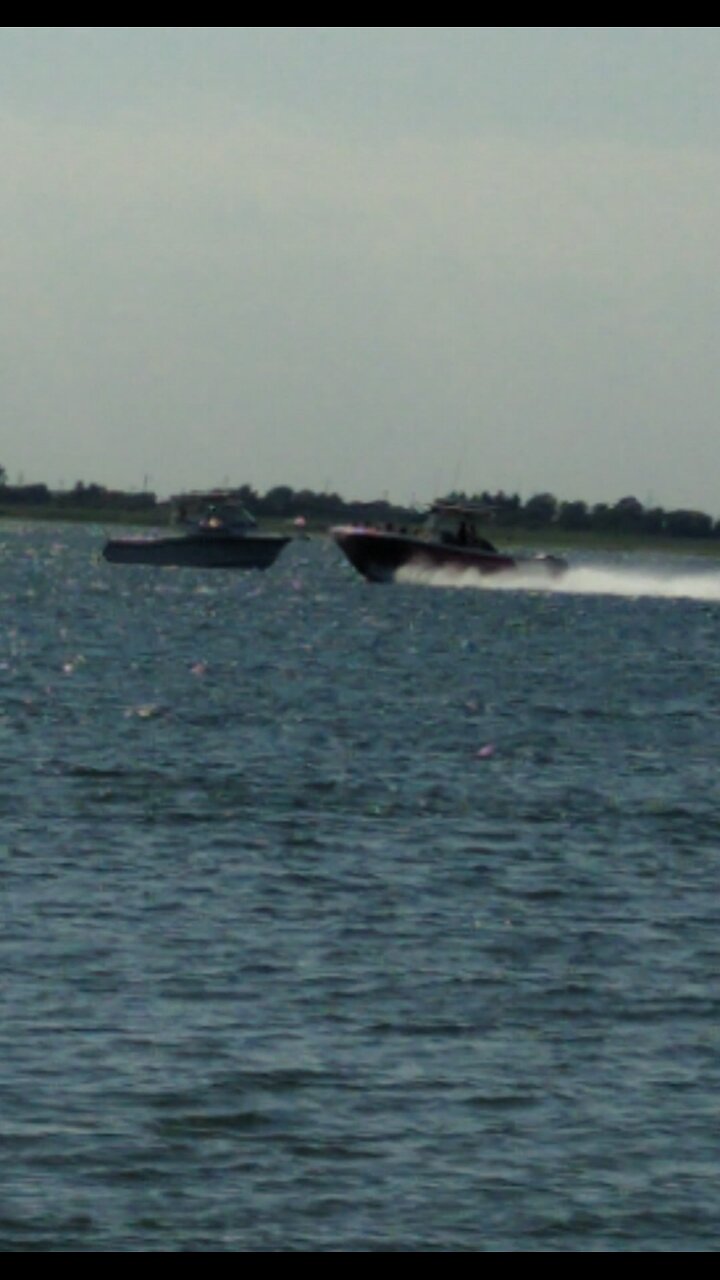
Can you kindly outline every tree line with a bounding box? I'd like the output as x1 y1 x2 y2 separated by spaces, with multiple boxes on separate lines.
456 490 719 539
0 467 718 539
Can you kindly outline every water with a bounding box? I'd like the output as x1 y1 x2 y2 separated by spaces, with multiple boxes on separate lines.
2 521 720 1251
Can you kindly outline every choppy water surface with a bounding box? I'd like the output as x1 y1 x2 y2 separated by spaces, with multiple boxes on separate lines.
3 521 720 1251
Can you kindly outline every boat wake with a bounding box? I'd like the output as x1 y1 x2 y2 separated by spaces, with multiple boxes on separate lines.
397 561 720 602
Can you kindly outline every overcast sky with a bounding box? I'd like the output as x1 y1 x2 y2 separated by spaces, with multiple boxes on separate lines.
3 26 720 510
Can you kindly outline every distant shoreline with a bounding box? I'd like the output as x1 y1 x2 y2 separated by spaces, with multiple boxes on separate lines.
3 504 720 558
0 504 172 527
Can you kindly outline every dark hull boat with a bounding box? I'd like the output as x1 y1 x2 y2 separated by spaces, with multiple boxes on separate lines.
103 498 291 570
103 531 290 569
331 503 567 584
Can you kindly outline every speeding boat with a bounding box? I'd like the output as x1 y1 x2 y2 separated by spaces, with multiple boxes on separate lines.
102 499 291 570
331 502 567 584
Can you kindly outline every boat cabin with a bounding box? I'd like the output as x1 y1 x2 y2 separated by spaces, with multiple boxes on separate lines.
198 502 258 533
173 492 258 534
424 503 498 552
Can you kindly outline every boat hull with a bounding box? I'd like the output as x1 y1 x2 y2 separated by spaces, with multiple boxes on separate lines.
331 528 566 584
103 533 290 570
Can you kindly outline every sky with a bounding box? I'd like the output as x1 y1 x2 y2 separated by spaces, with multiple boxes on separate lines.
3 26 720 512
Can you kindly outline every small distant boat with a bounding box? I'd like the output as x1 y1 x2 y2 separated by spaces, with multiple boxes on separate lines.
103 498 291 570
331 502 567 584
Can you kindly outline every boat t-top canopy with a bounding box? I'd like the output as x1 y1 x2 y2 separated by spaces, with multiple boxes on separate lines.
428 501 495 519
